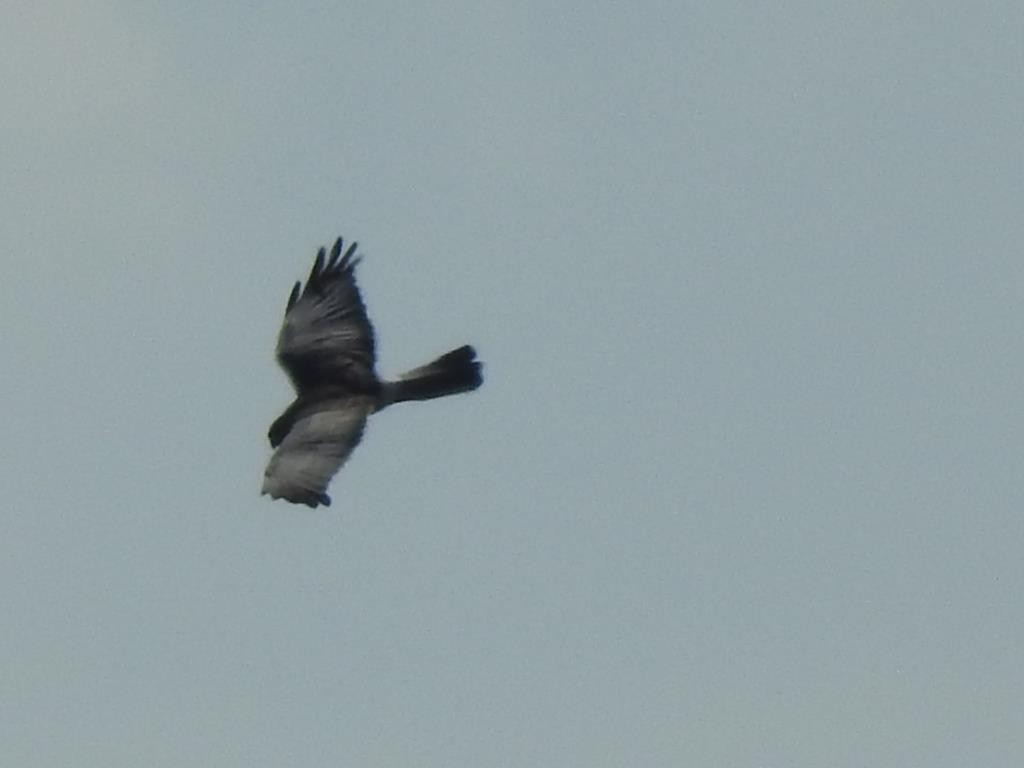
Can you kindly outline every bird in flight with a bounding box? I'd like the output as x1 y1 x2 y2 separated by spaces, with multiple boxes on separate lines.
262 236 482 508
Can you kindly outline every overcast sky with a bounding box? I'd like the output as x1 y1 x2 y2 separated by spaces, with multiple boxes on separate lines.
3 2 1023 766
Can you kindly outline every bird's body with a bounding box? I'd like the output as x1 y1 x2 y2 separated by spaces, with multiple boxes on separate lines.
261 236 482 508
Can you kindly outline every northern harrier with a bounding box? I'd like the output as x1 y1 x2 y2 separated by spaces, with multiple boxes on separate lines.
262 236 482 507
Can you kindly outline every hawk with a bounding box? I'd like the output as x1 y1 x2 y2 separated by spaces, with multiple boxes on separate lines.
261 236 482 508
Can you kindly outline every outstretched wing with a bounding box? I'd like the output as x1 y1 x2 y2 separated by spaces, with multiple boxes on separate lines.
260 400 373 508
276 237 376 394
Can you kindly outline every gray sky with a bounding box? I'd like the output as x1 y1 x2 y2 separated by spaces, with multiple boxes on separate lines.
3 2 1023 765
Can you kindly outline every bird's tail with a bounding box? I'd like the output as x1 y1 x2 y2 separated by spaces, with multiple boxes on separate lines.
380 345 483 407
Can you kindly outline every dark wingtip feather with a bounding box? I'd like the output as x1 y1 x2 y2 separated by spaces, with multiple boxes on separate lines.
441 345 477 364
286 281 301 313
339 240 360 272
307 247 326 288
326 237 343 270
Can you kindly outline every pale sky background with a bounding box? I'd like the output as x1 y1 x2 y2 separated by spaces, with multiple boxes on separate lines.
2 2 1023 766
